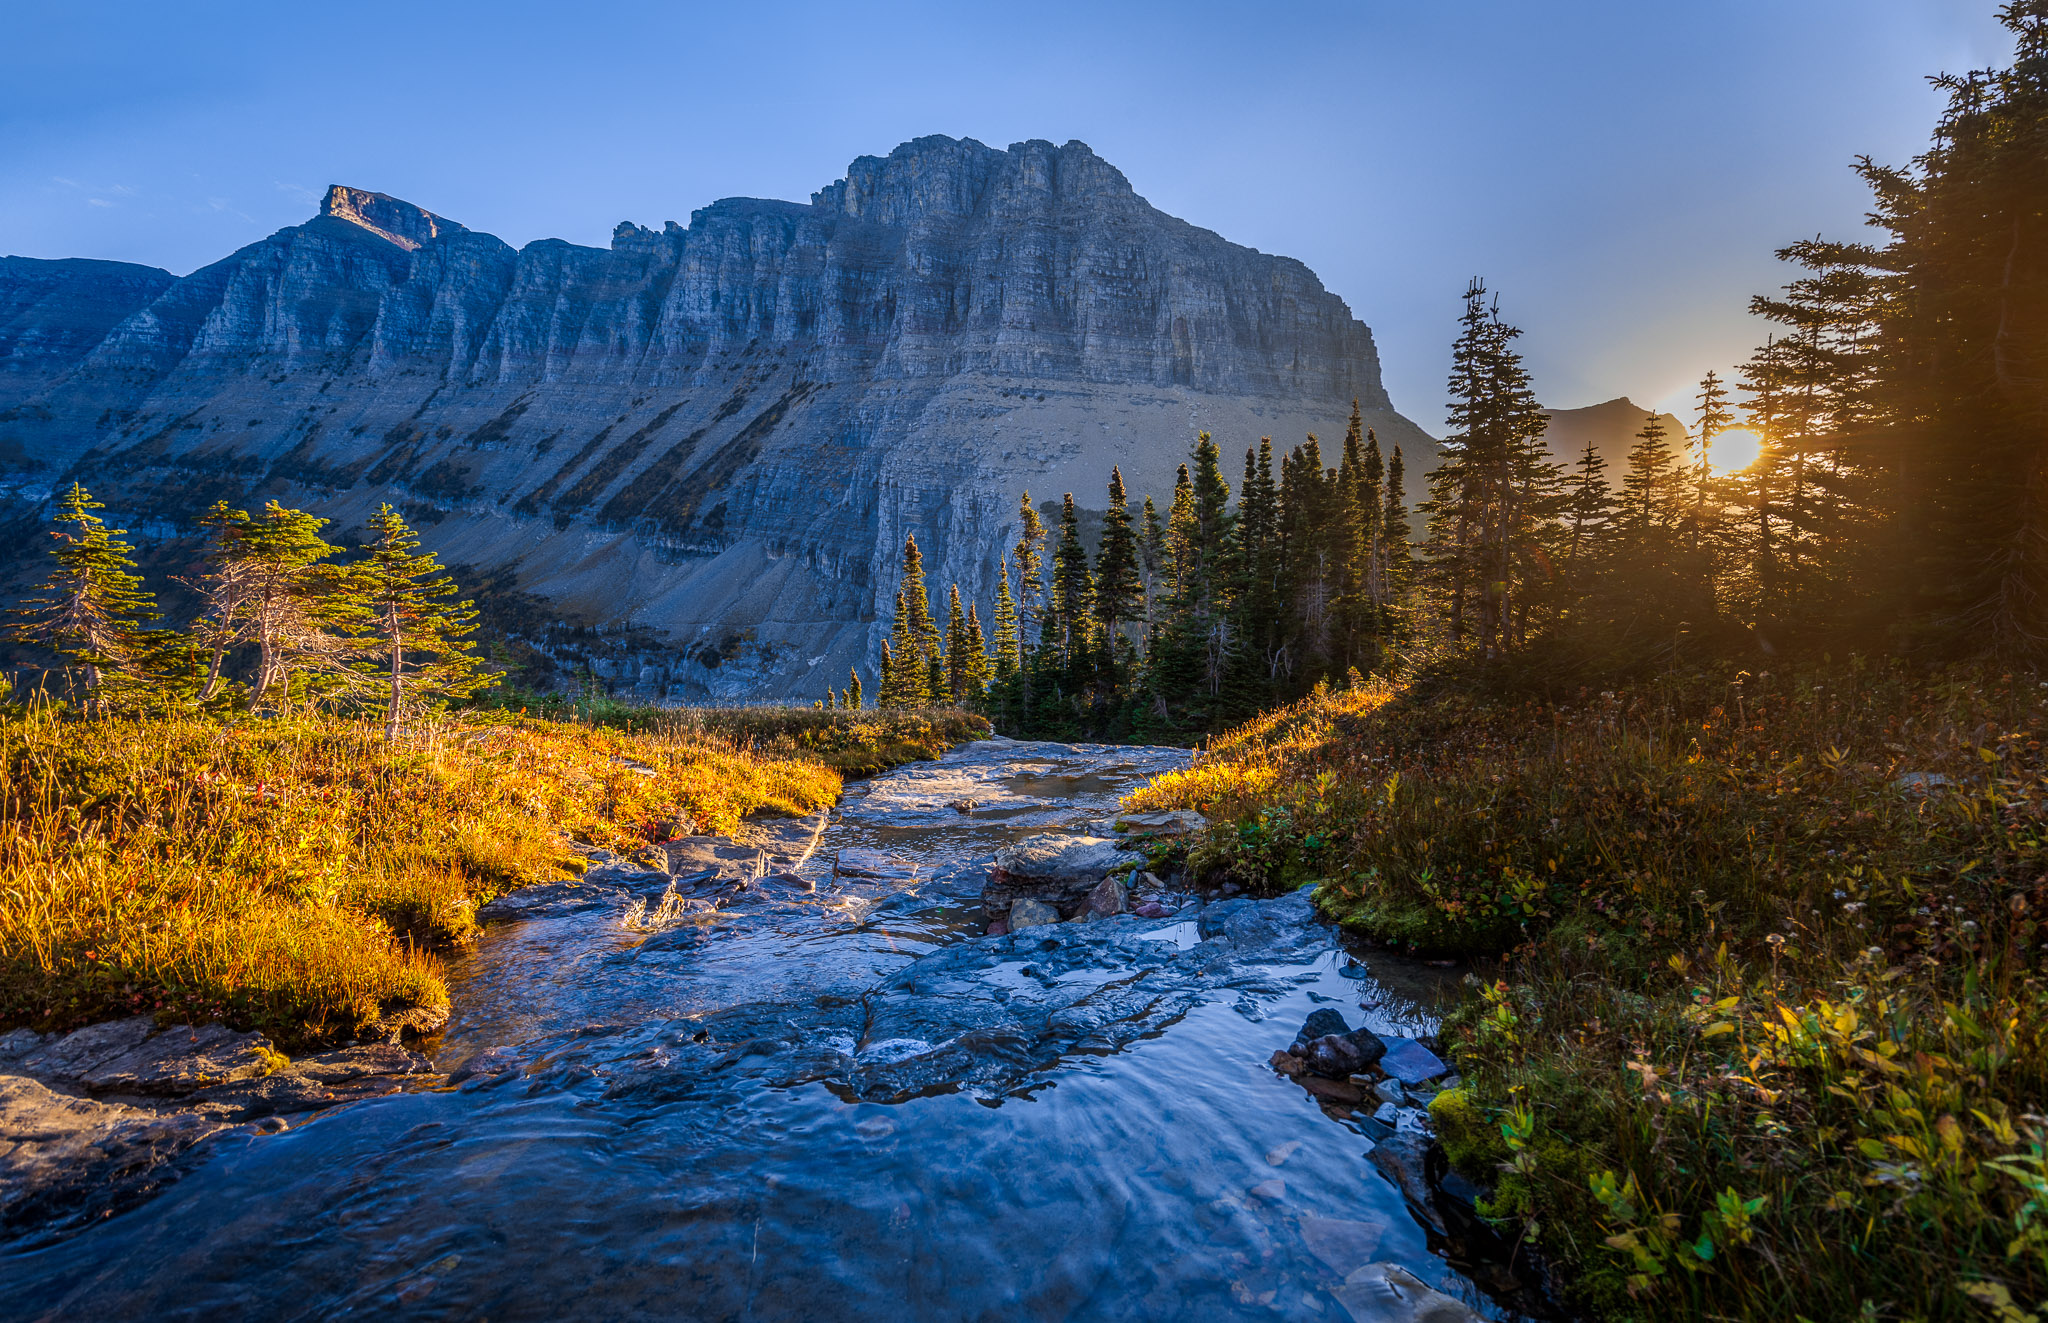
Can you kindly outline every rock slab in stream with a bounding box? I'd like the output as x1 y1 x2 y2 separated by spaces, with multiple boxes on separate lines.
0 1075 233 1245
984 834 1138 919
1330 1263 1484 1323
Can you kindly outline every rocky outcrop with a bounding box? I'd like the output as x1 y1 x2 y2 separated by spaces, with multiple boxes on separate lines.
0 136 1432 700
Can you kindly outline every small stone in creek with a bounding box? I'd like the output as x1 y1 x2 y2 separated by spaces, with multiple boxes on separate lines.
1372 1101 1399 1125
1009 898 1058 930
1264 1140 1302 1166
1087 875 1128 917
1247 1178 1286 1203
1373 1078 1406 1106
985 917 1009 937
1268 1050 1307 1078
1133 901 1170 918
1304 1034 1368 1079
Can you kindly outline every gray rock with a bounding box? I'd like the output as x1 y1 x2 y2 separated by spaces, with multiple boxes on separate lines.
0 139 1424 706
81 1023 275 1095
0 1074 232 1244
1374 1078 1407 1106
17 1016 159 1082
1379 1037 1450 1085
1008 899 1059 930
1086 875 1128 917
1305 1035 1370 1079
0 1028 46 1063
1298 1008 1352 1042
1330 1263 1483 1323
1368 1131 1444 1233
985 835 1135 917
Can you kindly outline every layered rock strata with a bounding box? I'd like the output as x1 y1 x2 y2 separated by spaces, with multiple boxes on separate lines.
0 136 1430 699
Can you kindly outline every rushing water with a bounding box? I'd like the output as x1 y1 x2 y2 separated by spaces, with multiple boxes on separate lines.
1 738 1509 1322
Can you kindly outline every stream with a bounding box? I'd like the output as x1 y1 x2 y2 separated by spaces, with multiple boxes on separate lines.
1 738 1518 1322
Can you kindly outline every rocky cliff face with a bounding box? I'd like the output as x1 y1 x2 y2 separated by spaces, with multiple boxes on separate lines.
0 136 1430 700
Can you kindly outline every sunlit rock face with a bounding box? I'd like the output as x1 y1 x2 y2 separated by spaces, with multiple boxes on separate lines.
0 136 1430 700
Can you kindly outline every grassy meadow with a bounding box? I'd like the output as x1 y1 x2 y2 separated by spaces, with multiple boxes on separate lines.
1130 663 2048 1321
0 705 986 1050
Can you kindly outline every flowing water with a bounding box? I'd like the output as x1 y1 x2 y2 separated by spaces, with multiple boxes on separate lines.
1 738 1516 1322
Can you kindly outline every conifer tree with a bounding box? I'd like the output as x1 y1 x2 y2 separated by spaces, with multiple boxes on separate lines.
1165 464 1198 608
846 666 862 710
1563 438 1616 585
961 602 992 698
9 483 166 714
1093 468 1143 653
1011 495 1046 649
1048 493 1096 665
991 555 1020 681
944 584 972 701
348 504 491 740
189 500 354 710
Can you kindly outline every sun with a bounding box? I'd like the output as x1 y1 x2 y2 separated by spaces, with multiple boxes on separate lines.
1709 428 1764 476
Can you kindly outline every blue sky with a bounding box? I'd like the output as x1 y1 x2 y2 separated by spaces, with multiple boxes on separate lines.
0 1 2016 429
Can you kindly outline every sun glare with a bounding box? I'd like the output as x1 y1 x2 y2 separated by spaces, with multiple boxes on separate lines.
1709 428 1763 476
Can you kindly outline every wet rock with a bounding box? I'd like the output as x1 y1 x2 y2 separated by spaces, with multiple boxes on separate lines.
1114 809 1208 837
1372 1101 1400 1125
1304 1034 1371 1079
1379 1038 1450 1086
1296 1075 1369 1106
834 848 919 882
1330 1263 1483 1323
0 1028 47 1063
1374 1078 1407 1106
1268 1050 1306 1077
0 1074 234 1246
478 879 633 922
1133 902 1170 918
1299 1214 1390 1276
985 917 1009 938
947 800 977 814
1086 875 1128 917
1203 891 1322 950
984 835 1137 918
1009 899 1059 930
1247 1178 1286 1203
1297 1008 1352 1042
78 1022 276 1095
449 1048 521 1086
1369 1131 1445 1233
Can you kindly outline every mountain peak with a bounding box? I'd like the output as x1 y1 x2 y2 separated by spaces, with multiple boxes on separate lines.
319 185 466 251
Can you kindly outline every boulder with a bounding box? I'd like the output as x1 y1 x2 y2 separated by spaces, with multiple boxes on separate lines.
1379 1038 1450 1085
1330 1263 1483 1323
1009 899 1059 930
1369 1131 1444 1233
984 835 1136 918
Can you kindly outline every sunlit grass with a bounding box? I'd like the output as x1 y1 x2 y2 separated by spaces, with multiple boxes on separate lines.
0 705 985 1049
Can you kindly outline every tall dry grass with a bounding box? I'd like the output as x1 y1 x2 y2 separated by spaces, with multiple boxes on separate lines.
0 706 974 1048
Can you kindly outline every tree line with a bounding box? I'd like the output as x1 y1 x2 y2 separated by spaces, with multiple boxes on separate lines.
6 485 487 737
847 402 1418 737
861 2 2048 729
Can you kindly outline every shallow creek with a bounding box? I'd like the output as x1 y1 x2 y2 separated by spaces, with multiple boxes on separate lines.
2 737 1516 1321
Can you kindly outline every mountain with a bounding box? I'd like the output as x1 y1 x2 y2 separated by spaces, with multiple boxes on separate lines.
0 136 1431 701
1543 397 1688 480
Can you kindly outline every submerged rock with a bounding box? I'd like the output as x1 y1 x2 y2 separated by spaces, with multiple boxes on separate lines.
1007 898 1059 931
1330 1263 1483 1323
1379 1038 1450 1086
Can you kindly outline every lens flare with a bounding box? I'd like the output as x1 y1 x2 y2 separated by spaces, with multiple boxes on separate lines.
1709 428 1763 476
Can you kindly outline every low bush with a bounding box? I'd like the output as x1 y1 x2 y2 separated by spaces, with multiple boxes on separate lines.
1131 661 2048 1320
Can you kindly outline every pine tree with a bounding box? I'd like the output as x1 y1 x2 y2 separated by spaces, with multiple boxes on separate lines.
1093 468 1143 654
348 504 491 740
9 483 165 714
1011 495 1046 650
961 602 992 698
944 584 972 701
1139 494 1167 641
846 666 863 710
1619 413 1681 540
876 638 906 708
189 500 354 710
991 555 1020 681
1563 439 1616 585
1048 493 1096 665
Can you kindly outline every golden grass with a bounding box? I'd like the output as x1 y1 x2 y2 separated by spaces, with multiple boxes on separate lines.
0 706 977 1048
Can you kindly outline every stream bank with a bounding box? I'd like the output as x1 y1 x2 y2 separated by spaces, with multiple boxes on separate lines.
1 737 1534 1321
